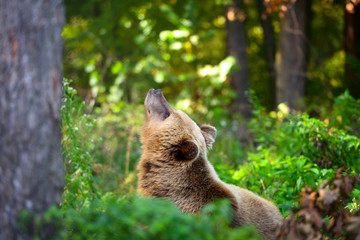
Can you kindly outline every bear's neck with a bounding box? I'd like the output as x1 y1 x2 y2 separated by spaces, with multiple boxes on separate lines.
138 154 235 213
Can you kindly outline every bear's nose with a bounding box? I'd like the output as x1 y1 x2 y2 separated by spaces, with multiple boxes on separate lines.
152 89 162 95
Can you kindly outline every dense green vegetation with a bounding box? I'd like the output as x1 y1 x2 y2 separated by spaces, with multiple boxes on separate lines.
62 0 355 112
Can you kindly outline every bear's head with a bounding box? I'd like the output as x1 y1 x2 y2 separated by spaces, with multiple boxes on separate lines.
141 89 216 164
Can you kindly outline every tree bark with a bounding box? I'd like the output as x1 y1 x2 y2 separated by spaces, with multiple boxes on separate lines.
257 0 276 109
226 0 251 119
0 0 64 239
225 0 251 144
344 2 360 98
276 0 311 111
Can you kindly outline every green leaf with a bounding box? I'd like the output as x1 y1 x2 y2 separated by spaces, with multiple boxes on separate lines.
111 61 123 74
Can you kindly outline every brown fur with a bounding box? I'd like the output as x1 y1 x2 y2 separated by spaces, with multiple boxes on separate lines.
137 89 283 240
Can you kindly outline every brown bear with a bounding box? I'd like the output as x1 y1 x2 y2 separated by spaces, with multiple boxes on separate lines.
137 89 283 240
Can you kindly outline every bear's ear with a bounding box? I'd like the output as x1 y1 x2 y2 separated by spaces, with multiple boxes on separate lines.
201 125 217 149
177 140 199 161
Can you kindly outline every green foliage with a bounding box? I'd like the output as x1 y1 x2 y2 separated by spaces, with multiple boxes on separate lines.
328 90 360 137
21 197 261 239
61 79 100 209
63 0 347 115
90 101 143 194
61 78 142 203
346 188 360 213
63 0 237 119
214 92 360 216
55 197 261 240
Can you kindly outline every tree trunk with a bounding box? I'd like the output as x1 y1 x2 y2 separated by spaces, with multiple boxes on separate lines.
225 0 251 144
276 0 311 111
344 2 360 98
0 0 64 239
257 0 276 109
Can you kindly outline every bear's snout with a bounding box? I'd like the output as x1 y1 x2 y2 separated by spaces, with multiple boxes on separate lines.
145 88 173 121
152 89 162 95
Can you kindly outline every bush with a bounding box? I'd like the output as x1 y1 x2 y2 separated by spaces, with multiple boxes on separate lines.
61 79 100 210
56 197 261 240
214 92 360 216
328 90 360 137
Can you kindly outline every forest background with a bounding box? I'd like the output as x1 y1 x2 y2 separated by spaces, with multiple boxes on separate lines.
1 0 360 239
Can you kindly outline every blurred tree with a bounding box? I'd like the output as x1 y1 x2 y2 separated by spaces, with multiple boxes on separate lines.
257 0 276 109
0 0 64 238
226 0 251 119
277 0 311 111
226 0 251 143
305 1 344 112
344 0 360 98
